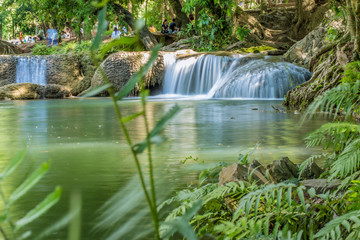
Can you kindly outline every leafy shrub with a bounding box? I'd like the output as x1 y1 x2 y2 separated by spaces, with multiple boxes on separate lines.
32 44 57 55
236 26 251 41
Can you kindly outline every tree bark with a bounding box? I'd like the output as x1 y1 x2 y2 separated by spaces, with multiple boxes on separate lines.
112 3 158 50
168 0 190 28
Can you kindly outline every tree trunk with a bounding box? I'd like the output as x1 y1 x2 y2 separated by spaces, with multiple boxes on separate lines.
165 0 176 20
112 3 158 50
162 0 165 22
347 0 360 58
128 1 132 13
168 0 190 28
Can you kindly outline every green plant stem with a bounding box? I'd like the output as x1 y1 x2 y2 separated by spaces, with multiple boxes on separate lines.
0 187 14 232
141 90 160 239
90 52 159 238
0 226 9 240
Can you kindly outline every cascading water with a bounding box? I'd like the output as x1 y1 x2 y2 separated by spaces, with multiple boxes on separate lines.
15 57 47 85
163 54 312 99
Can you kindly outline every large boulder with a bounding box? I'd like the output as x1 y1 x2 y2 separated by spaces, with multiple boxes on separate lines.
0 83 44 100
70 54 95 96
46 54 83 89
44 84 72 98
87 51 164 96
0 83 71 100
284 26 327 67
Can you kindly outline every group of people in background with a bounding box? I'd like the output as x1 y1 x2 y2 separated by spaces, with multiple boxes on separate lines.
111 26 128 39
161 19 179 34
13 17 184 47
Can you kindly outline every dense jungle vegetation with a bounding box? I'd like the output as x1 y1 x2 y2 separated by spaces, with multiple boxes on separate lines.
0 0 360 239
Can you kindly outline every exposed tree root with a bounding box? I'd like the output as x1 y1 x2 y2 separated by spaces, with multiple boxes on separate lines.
0 40 23 55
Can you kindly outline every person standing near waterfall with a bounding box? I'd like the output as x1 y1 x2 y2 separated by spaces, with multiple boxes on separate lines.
46 28 58 46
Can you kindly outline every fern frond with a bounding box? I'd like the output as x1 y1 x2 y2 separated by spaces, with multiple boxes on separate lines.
305 122 360 153
329 138 360 179
234 182 298 218
314 210 360 239
298 154 327 178
303 80 360 122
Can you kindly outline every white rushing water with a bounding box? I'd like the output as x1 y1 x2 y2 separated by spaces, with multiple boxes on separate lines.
16 57 47 85
163 54 311 99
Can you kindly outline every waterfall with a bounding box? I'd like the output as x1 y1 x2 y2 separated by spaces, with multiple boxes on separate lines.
163 54 311 99
15 57 47 85
163 54 233 95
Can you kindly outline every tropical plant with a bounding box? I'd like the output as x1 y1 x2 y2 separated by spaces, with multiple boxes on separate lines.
0 149 62 240
81 3 186 239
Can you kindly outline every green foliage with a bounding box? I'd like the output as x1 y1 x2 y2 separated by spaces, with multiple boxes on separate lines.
32 38 144 56
342 61 360 83
181 0 236 51
303 80 360 122
346 180 360 211
236 26 251 41
161 176 347 239
0 151 61 239
32 44 58 55
314 210 360 239
326 26 342 42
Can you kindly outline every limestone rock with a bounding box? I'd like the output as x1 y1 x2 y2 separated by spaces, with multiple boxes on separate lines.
89 51 164 96
300 161 323 179
284 26 327 67
218 162 270 186
46 54 83 90
271 157 299 182
44 84 72 98
0 83 72 100
301 179 341 194
218 163 248 186
0 56 16 87
71 54 95 96
0 83 44 100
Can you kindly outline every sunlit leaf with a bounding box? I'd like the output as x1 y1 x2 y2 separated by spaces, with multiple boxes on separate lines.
121 111 144 123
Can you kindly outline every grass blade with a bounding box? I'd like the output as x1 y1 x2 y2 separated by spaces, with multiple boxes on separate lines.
9 162 50 204
90 7 108 51
15 186 62 231
133 105 181 153
81 83 113 98
0 149 26 181
114 44 161 100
